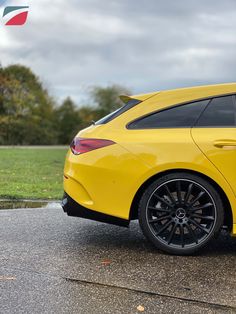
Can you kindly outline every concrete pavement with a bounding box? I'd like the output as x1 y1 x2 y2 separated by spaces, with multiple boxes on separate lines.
0 205 235 313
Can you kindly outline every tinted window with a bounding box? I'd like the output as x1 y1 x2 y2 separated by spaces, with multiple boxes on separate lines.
128 100 209 129
95 99 142 125
195 96 236 127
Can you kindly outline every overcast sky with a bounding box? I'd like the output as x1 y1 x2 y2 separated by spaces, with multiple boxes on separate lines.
1 0 236 105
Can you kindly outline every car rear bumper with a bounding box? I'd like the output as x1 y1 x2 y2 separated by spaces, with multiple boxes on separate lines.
62 192 129 227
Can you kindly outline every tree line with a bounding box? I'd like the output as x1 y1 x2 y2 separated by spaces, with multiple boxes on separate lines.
0 64 130 145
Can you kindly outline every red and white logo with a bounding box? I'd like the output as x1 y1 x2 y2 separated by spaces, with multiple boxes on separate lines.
2 5 29 26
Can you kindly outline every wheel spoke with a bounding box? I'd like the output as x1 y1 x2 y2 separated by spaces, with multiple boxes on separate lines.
191 214 214 221
167 223 177 244
189 218 210 234
148 206 171 213
164 184 176 205
149 215 171 223
189 191 205 206
153 194 174 207
189 203 213 212
179 225 184 247
176 181 182 204
186 223 198 244
156 220 172 236
184 183 193 205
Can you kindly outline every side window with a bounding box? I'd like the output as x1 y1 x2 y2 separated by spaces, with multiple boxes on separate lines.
195 96 236 127
128 100 209 129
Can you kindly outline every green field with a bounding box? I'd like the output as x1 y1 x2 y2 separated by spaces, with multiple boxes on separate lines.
0 148 68 200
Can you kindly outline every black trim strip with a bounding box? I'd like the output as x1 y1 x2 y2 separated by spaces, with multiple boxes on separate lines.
62 192 129 227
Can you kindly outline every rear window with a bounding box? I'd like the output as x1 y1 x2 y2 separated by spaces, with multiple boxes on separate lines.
127 100 209 129
95 99 142 125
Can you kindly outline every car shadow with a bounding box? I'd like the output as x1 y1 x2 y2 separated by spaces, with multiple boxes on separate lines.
71 220 236 257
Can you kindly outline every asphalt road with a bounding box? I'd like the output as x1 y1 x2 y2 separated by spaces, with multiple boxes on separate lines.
0 205 235 314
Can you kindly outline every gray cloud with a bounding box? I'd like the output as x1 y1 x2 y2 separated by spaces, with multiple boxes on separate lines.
1 0 236 104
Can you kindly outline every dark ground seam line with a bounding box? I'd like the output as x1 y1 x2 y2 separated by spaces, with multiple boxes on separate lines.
63 277 236 312
1 265 235 311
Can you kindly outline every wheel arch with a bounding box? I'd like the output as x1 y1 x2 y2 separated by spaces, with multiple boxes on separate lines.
129 169 233 231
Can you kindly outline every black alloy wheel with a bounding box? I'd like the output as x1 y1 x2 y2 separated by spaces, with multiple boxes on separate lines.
138 173 224 255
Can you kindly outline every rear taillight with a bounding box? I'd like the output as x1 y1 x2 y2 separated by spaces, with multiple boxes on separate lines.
70 138 115 155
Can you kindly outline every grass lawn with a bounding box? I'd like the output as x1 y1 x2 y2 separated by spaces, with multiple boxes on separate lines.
0 148 68 200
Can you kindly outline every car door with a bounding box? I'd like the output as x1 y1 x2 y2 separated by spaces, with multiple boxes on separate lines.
191 95 236 195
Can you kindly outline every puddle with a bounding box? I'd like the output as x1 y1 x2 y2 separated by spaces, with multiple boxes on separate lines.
0 200 61 210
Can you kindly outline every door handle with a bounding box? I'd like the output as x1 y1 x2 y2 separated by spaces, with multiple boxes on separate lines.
214 140 236 148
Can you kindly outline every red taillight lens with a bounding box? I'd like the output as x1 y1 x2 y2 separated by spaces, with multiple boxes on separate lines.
70 138 115 155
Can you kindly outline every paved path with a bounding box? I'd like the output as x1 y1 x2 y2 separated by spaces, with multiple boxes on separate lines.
0 206 235 313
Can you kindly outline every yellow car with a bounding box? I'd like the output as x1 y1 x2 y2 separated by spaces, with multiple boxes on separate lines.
62 83 236 255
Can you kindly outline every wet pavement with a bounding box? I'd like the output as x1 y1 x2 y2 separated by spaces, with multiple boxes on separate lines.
0 205 235 313
0 200 58 210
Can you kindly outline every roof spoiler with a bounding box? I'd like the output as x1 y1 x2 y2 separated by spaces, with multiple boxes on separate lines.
119 95 142 105
120 92 159 104
120 95 135 104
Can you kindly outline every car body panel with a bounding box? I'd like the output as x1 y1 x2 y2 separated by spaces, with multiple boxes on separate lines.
64 144 150 219
191 128 236 197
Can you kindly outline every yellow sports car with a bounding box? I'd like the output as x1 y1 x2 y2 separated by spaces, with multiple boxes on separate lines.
62 83 236 255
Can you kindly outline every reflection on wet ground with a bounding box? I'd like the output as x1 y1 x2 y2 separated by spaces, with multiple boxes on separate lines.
0 200 61 210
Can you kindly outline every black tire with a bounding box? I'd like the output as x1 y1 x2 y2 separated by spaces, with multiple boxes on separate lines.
138 172 224 255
